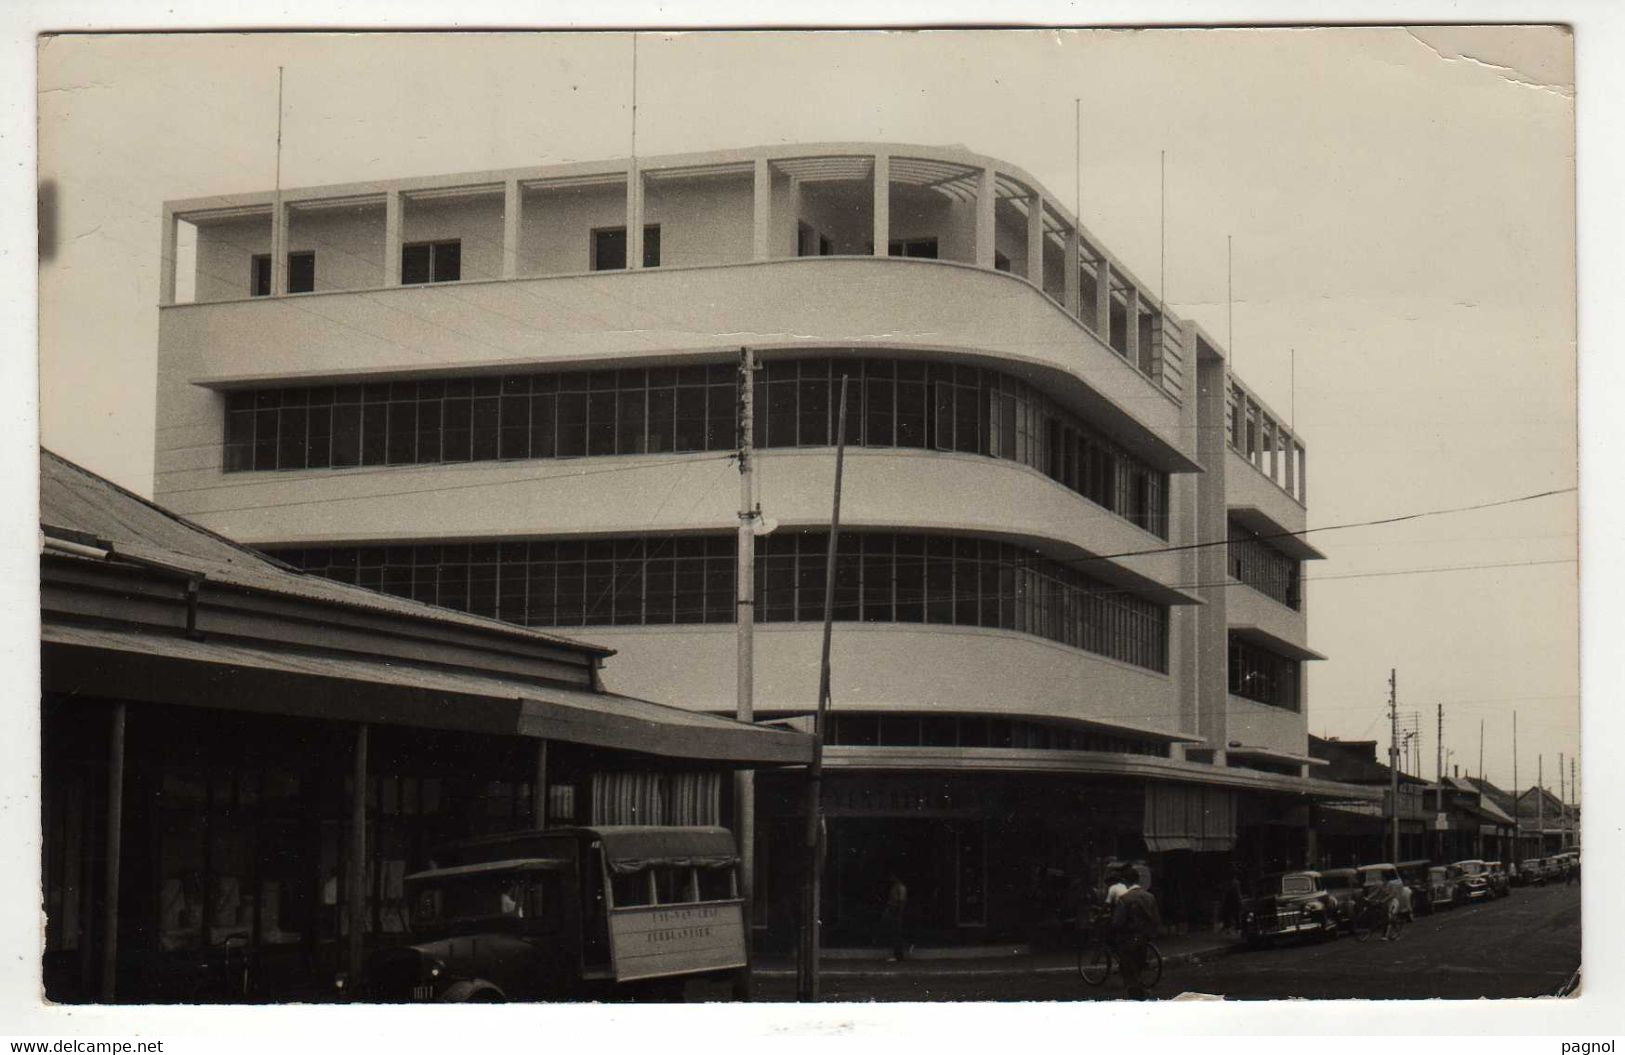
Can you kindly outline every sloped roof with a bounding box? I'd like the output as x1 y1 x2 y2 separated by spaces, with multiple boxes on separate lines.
41 449 613 656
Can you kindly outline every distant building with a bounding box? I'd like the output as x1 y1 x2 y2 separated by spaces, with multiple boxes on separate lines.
152 142 1375 946
40 450 808 1001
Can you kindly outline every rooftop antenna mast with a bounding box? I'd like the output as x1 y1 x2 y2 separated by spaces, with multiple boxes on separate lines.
1227 235 1234 365
271 66 286 296
1159 150 1166 306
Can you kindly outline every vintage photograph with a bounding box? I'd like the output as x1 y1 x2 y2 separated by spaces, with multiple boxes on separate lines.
32 25 1579 1008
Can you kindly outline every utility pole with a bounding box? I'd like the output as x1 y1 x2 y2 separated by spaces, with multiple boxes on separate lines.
1478 719 1484 782
1435 702 1444 860
1512 712 1520 862
1559 751 1567 848
1388 669 1400 864
734 346 758 1000
1537 755 1545 857
799 376 851 1002
1570 755 1577 848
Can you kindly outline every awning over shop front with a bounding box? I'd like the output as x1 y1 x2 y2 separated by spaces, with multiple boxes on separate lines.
42 622 813 766
1144 782 1237 852
587 825 740 874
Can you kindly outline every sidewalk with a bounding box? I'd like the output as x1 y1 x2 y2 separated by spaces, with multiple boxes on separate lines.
753 931 1241 979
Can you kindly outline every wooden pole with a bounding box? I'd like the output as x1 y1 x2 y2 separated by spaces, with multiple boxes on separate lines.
532 739 549 829
348 723 369 980
98 702 126 1002
1388 670 1399 863
734 346 758 1001
799 375 850 1003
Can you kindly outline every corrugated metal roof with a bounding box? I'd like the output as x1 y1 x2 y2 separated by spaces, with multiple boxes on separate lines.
41 450 613 656
44 621 814 764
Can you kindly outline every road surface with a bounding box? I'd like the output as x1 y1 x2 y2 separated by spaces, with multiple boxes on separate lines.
749 883 1580 1002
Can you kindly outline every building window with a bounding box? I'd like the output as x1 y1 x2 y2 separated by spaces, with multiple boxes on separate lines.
275 531 1171 673
251 251 316 295
401 240 461 285
1228 635 1300 711
287 251 315 294
224 357 1171 539
993 251 1011 273
1228 520 1301 609
888 238 938 259
591 225 661 270
826 714 1167 755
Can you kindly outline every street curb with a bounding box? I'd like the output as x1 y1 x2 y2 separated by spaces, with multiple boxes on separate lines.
753 942 1239 981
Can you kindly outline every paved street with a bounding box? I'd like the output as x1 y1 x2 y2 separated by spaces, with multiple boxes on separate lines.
749 884 1580 1002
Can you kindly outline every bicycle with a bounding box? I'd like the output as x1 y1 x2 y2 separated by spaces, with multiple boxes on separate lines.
1077 925 1163 990
1349 898 1404 943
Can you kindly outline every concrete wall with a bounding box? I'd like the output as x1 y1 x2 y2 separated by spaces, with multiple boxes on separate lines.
194 214 271 303
577 621 1182 734
1226 585 1309 650
644 174 754 268
286 203 387 292
155 445 1188 597
518 182 627 276
156 259 1189 487
1226 448 1308 535
403 194 506 282
1225 694 1308 757
1195 350 1232 754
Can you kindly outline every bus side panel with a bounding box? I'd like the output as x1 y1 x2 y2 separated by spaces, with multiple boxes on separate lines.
607 901 747 982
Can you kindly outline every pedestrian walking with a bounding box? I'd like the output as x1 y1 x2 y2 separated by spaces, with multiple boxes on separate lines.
1104 864 1130 906
882 874 909 961
1112 867 1161 1000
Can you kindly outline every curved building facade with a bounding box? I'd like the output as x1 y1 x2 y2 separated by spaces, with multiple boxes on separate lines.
154 143 1364 947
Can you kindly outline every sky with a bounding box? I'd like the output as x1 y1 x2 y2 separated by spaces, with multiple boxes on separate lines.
35 27 1578 796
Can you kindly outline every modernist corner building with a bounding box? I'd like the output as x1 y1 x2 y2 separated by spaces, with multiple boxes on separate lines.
153 142 1377 948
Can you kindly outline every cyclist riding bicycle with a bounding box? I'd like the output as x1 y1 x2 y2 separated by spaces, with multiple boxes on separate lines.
1111 866 1161 999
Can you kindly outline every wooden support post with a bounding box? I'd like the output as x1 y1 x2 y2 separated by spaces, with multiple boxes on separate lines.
753 158 772 261
872 153 890 257
348 723 369 980
502 179 522 279
532 739 549 829
975 167 996 269
98 703 126 1002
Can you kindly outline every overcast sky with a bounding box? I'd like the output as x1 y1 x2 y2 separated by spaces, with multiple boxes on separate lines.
35 27 1578 794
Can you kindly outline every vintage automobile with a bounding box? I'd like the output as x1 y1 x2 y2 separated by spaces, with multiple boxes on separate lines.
1422 865 1458 912
1239 870 1339 944
1315 868 1364 928
1519 857 1550 886
1482 861 1512 898
1452 859 1493 904
345 826 748 1002
1396 860 1434 914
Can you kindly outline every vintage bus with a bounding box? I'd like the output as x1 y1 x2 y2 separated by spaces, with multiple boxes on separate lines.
347 826 747 1002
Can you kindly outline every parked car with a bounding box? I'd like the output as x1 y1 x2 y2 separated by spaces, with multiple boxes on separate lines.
1453 860 1493 904
1423 865 1458 911
1485 862 1512 898
1397 860 1434 913
1356 863 1412 919
346 826 748 1002
1521 857 1551 886
1316 868 1363 929
1239 871 1339 945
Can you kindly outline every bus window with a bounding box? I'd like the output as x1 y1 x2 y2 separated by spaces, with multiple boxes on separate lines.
697 867 735 902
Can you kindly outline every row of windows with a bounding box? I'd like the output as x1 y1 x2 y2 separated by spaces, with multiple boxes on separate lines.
249 225 666 296
271 531 1171 673
1227 521 1302 610
825 713 1167 756
225 356 1171 538
1228 635 1300 712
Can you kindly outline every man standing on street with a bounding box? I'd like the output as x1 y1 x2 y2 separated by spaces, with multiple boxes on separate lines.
1112 866 1161 1000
